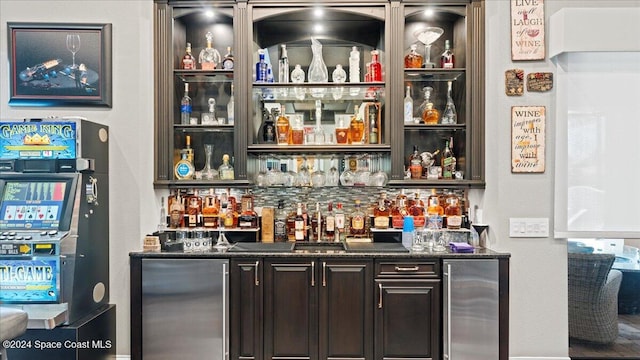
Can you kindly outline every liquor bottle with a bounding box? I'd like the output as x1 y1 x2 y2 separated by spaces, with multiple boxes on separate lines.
201 98 218 125
168 192 185 228
349 105 365 144
278 44 289 83
175 152 195 180
218 154 234 180
256 49 268 82
222 46 234 70
18 58 62 82
441 139 456 179
294 203 307 241
261 108 276 143
310 202 323 241
286 203 298 241
334 202 346 241
158 196 167 231
349 46 360 83
391 190 409 229
335 118 349 145
420 86 440 125
409 192 426 228
199 32 222 70
291 64 305 83
368 103 379 144
227 84 235 125
290 116 304 145
180 83 192 125
350 200 366 237
404 44 423 68
238 191 259 229
373 193 390 229
440 40 455 69
202 189 219 228
409 145 423 180
445 193 462 229
186 190 203 227
426 189 444 216
404 85 414 124
323 202 336 242
441 81 458 124
332 64 347 83
181 42 195 70
274 200 288 242
369 49 382 82
220 201 238 229
182 135 194 164
275 105 290 145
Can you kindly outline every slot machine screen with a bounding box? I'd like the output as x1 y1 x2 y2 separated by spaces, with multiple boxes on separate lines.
0 180 72 230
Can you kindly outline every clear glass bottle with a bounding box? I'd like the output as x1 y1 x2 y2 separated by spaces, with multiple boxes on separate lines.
420 86 440 125
256 49 268 82
274 200 288 242
201 98 218 125
181 42 195 70
218 154 234 180
441 81 458 124
332 64 347 83
278 44 289 83
404 85 414 124
180 83 192 125
440 40 455 69
349 105 365 144
275 105 290 145
404 44 423 69
308 37 328 83
222 46 234 70
200 143 218 180
368 103 379 144
291 64 305 83
227 84 235 125
349 46 360 83
199 32 222 70
310 202 323 241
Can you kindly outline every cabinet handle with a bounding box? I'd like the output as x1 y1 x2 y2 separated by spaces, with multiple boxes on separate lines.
322 261 327 287
254 260 260 286
311 262 315 287
394 266 419 272
222 262 228 360
444 263 452 360
378 283 383 309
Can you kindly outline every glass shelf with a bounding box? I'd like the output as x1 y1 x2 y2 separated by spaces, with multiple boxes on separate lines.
175 70 234 83
174 124 235 133
404 69 465 82
404 123 466 130
247 144 391 155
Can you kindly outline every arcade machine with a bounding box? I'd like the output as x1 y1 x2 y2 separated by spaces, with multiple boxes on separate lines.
0 118 114 359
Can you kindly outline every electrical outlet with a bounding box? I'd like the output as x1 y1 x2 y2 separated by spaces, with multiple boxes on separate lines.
509 218 549 238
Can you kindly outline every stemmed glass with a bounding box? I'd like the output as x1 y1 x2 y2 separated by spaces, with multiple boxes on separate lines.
266 156 282 186
66 34 81 69
325 156 340 186
255 155 268 187
339 155 355 186
414 27 444 68
370 154 389 186
295 157 311 187
354 155 371 186
311 158 325 187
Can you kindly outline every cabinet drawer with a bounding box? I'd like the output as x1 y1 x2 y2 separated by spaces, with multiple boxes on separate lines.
375 260 440 278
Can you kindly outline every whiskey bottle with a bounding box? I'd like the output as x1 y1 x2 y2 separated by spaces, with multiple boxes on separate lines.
290 116 304 145
445 193 462 229
274 200 288 242
294 203 307 241
202 189 219 228
350 200 366 237
186 190 203 227
168 192 185 228
391 190 409 229
220 201 238 229
440 40 455 69
181 42 195 70
218 154 234 180
323 202 336 242
441 139 456 179
335 118 349 145
408 192 426 228
426 189 444 216
180 83 192 125
222 46 234 70
404 44 423 69
199 32 222 70
238 191 259 229
310 202 323 241
334 202 346 241
404 85 414 124
420 86 440 125
349 105 365 144
440 81 458 125
373 193 390 229
275 105 290 145
409 145 423 180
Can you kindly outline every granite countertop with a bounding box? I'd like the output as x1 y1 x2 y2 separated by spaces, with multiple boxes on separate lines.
130 241 510 259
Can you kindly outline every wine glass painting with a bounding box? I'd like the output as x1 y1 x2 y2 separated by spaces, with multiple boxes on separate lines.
8 22 112 107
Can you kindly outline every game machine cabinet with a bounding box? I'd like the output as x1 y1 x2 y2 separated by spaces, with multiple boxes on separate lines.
0 118 115 360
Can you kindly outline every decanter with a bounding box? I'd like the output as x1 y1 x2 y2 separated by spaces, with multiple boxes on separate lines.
200 144 219 180
308 37 328 83
291 64 305 83
332 64 347 83
440 81 458 124
199 32 222 70
419 86 440 125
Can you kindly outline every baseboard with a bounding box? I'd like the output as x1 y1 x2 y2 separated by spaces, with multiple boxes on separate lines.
510 357 571 360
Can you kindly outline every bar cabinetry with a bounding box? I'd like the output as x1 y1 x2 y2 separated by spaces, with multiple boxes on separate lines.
154 0 485 190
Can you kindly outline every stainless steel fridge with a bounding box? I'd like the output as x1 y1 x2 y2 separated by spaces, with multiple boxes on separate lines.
141 258 229 360
442 259 499 360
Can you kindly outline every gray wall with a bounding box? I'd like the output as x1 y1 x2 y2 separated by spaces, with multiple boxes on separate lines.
2 0 639 358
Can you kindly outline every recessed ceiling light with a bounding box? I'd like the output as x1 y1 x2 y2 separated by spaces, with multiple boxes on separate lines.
424 9 434 17
205 10 214 18
314 23 324 33
314 8 324 18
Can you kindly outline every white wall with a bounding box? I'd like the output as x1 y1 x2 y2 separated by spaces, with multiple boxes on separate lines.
2 0 639 358
0 0 155 356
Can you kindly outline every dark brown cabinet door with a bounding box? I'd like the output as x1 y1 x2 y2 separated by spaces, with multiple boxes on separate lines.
319 260 373 360
263 259 318 360
374 280 441 360
231 259 263 360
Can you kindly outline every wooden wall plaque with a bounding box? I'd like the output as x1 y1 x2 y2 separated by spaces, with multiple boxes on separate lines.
511 106 545 173
511 0 545 61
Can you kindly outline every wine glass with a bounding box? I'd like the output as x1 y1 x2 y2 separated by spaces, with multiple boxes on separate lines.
311 158 325 188
414 27 443 68
370 154 388 186
325 156 340 186
254 155 268 187
66 34 81 69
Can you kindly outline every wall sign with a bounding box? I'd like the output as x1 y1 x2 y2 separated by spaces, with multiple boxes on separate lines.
505 69 524 96
511 0 545 61
511 106 545 173
527 72 553 92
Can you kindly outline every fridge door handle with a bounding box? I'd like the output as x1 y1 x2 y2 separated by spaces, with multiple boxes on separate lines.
223 262 229 360
444 263 451 360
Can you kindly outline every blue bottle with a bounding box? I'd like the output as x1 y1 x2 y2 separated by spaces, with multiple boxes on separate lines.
256 49 268 82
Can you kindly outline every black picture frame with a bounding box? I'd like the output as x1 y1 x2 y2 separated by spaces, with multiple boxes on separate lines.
8 22 112 107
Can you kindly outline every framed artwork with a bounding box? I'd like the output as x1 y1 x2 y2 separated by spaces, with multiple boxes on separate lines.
511 106 545 173
8 22 112 107
510 0 545 61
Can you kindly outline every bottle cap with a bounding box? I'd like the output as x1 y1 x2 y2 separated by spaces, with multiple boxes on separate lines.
403 216 415 232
